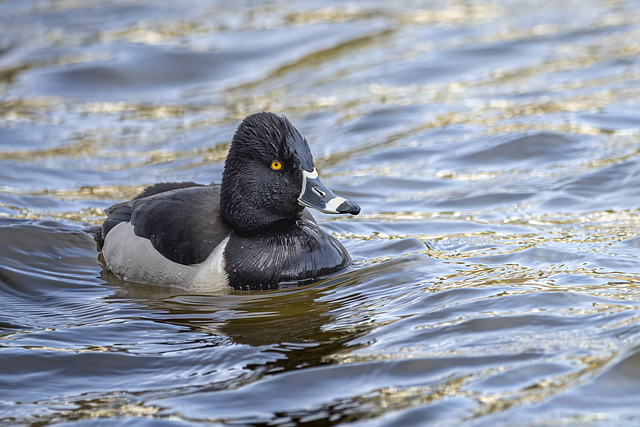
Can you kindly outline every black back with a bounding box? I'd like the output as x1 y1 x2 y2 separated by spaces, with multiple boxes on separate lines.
95 181 204 248
98 184 231 265
133 181 204 200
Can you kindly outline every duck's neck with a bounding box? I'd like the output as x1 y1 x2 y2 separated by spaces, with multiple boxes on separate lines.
219 179 302 234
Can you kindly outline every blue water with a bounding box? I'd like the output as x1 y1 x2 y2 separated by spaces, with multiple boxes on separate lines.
2 0 640 425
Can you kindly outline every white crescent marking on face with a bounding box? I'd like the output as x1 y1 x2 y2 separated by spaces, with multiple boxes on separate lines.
303 169 318 179
298 168 318 203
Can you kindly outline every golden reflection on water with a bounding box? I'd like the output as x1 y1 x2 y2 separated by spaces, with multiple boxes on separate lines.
37 397 163 424
2 1 640 423
400 4 502 24
1 1 637 131
474 353 612 418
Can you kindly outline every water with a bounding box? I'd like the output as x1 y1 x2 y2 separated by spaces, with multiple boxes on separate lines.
1 0 640 425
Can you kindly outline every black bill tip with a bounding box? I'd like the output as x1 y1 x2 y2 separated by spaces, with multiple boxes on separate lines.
337 200 361 215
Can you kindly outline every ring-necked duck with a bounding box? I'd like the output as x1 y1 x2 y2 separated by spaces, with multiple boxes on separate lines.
95 112 360 291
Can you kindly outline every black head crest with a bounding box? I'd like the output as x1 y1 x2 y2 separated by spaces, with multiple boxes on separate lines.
220 112 358 233
232 112 314 171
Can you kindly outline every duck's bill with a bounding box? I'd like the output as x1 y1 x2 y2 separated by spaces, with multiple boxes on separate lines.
298 169 360 215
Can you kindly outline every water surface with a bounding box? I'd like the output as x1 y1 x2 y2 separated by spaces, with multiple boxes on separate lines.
2 0 640 425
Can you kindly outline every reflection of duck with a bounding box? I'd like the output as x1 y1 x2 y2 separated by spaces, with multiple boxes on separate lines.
94 112 360 291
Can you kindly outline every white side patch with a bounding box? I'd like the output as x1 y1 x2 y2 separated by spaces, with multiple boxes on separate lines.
103 222 229 293
324 196 347 213
194 235 229 290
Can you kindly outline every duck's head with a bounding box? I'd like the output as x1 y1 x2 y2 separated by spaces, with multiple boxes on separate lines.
220 112 360 232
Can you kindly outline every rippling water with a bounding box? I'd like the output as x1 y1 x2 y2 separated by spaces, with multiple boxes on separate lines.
2 0 640 425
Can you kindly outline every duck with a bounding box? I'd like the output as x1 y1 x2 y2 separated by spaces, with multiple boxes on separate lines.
95 112 360 291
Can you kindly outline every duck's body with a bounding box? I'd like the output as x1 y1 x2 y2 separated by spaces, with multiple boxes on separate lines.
96 113 360 291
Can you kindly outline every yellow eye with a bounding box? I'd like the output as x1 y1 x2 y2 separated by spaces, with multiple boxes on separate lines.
271 161 282 171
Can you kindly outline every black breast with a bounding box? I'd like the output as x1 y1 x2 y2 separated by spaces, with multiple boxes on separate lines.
224 220 351 290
